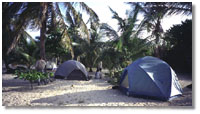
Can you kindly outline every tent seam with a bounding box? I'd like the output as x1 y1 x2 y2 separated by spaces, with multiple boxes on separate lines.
137 65 167 99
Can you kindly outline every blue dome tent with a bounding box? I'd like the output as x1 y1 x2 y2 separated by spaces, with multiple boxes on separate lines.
119 56 182 101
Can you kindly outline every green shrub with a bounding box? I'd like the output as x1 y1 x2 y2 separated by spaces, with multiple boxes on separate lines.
15 70 53 89
49 72 54 77
108 69 123 85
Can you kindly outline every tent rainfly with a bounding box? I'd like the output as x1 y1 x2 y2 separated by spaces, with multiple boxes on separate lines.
54 60 88 80
119 56 183 101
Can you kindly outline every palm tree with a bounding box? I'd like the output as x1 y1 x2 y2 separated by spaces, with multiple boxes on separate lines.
100 5 141 51
58 2 99 60
81 21 103 72
127 2 192 58
3 2 99 65
2 2 41 68
99 6 152 71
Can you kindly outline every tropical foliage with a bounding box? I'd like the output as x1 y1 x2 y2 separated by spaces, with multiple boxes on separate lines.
163 19 192 73
2 2 192 80
99 6 152 74
128 2 192 57
2 2 99 68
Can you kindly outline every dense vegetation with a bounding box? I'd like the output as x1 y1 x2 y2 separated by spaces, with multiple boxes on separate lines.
163 20 192 73
2 2 192 84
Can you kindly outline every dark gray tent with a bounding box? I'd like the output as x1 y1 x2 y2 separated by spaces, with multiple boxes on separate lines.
54 60 88 80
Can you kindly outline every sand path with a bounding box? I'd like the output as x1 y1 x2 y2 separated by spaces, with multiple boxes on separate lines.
2 73 192 107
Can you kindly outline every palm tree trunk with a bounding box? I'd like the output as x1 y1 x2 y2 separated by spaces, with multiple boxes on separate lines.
40 3 48 60
154 17 161 58
50 2 56 31
6 30 22 55
69 41 75 60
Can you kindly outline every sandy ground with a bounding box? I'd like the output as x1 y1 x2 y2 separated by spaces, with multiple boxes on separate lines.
2 72 192 107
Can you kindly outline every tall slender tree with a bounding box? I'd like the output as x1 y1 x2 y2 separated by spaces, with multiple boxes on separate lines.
39 3 48 60
128 2 192 58
2 2 99 64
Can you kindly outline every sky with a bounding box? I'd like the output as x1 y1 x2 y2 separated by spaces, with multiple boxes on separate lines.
26 2 192 39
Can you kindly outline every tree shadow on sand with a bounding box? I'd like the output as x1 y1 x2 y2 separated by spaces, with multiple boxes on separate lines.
30 81 193 107
2 78 82 92
31 89 170 106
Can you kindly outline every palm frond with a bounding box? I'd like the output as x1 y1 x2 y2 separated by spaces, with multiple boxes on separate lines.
64 3 90 43
55 3 68 29
66 10 75 27
61 28 75 59
100 23 119 41
79 2 99 22
165 2 192 16
109 7 125 32
15 46 35 63
22 30 36 46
